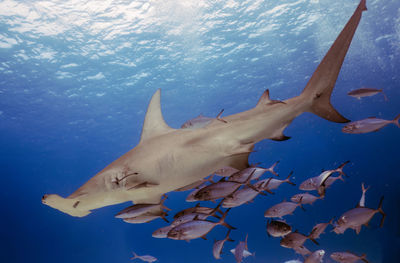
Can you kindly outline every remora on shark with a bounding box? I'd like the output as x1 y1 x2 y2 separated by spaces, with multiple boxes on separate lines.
42 0 368 217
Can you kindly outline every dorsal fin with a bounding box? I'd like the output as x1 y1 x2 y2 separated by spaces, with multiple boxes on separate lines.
256 89 285 108
140 89 175 142
256 89 271 107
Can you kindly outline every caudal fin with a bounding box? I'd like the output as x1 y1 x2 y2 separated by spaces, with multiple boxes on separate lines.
377 196 385 228
130 251 139 260
392 114 400 128
219 208 236 230
284 171 296 186
300 0 367 123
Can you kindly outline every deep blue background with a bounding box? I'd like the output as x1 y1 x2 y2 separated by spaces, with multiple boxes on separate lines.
0 0 399 262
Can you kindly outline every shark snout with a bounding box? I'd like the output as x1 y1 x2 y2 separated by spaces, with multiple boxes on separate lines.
42 194 48 203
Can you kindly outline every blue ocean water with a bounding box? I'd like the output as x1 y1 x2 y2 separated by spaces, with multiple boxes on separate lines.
1 0 399 262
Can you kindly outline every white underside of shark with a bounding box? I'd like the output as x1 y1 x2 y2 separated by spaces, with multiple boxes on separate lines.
42 0 368 217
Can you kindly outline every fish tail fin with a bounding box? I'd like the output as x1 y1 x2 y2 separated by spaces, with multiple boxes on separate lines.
268 160 280 177
377 196 386 227
130 251 138 260
392 114 400 128
225 229 234 242
160 194 171 211
361 254 370 263
336 160 350 176
382 91 388 101
244 233 249 249
161 213 169 223
219 208 236 229
338 174 346 182
308 235 319 245
285 171 296 186
210 199 224 217
42 194 91 217
361 182 370 193
259 177 274 195
299 0 367 123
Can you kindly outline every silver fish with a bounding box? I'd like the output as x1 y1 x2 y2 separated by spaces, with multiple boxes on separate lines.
280 232 318 249
342 114 400 134
266 219 292 237
222 178 271 208
221 187 258 208
123 211 168 224
173 203 221 219
347 87 388 101
186 182 210 202
212 229 234 259
115 196 170 219
181 109 227 129
233 234 251 263
330 251 369 263
194 181 242 201
171 212 215 227
299 161 349 195
324 174 345 188
333 196 385 235
309 218 333 240
152 225 174 239
195 172 258 201
290 193 322 205
228 161 279 182
167 209 235 241
298 177 318 191
264 200 303 218
359 183 369 207
259 171 295 191
304 250 325 263
130 251 157 263
315 161 350 196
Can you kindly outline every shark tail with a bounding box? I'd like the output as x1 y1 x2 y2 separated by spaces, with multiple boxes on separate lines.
42 194 91 217
300 0 367 123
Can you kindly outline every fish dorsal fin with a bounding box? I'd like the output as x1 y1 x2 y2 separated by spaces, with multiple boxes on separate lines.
256 89 271 107
140 89 175 143
256 89 285 108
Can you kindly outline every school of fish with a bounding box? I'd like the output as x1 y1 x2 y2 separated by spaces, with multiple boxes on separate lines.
124 156 384 262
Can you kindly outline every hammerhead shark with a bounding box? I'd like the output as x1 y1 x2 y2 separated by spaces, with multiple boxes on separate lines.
42 0 368 217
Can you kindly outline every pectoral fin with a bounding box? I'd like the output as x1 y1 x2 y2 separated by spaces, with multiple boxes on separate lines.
223 145 254 170
355 225 362 234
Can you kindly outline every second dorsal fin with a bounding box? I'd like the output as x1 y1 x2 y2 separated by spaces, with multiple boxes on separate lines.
140 89 175 143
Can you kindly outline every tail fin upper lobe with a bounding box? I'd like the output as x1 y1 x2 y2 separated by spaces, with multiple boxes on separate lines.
300 0 367 123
